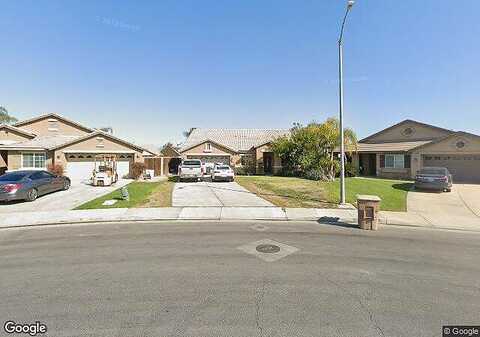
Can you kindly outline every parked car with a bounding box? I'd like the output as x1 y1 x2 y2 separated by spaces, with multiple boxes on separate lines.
0 170 71 202
414 167 452 192
178 159 203 182
211 164 235 182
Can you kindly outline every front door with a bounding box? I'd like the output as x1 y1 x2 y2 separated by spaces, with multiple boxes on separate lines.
263 152 273 174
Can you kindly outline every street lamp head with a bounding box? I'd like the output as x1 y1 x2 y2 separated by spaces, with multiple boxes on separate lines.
347 0 355 9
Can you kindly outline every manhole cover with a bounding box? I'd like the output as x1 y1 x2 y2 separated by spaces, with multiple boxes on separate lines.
256 244 280 254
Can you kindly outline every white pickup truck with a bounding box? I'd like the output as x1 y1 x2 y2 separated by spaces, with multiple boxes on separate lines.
178 159 203 182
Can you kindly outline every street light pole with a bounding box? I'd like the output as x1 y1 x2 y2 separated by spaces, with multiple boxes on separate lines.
338 0 355 205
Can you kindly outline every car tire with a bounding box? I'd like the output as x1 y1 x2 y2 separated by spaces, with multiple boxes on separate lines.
63 179 71 191
25 188 38 202
446 188 452 192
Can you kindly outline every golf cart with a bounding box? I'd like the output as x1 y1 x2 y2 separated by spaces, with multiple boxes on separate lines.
92 154 118 186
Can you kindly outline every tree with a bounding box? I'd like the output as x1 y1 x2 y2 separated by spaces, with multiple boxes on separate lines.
183 127 196 138
0 106 18 125
270 118 357 180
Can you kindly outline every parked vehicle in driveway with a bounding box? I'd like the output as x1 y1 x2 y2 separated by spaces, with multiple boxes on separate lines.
178 159 203 182
211 164 234 182
414 167 452 192
0 170 71 202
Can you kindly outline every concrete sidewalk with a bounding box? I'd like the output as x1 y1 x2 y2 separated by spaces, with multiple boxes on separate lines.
1 206 479 232
0 207 359 229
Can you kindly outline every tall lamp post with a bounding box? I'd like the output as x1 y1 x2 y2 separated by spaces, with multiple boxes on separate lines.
338 0 355 205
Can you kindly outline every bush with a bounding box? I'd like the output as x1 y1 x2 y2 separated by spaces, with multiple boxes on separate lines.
277 167 299 177
304 168 326 181
345 162 357 177
234 166 256 176
130 162 146 180
47 163 64 176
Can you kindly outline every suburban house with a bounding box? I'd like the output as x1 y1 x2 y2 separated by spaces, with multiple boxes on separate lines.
180 128 289 174
354 119 480 182
0 113 157 182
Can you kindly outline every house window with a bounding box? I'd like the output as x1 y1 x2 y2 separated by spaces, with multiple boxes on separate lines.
385 154 404 168
22 153 46 169
204 143 212 152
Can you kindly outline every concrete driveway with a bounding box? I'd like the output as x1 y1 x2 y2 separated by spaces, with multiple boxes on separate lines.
407 184 480 228
172 181 274 207
0 179 130 213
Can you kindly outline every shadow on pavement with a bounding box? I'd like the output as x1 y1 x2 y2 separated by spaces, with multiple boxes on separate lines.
317 216 359 229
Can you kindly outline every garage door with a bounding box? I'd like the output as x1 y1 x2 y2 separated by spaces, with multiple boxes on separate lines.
423 155 480 183
65 155 132 184
187 155 230 165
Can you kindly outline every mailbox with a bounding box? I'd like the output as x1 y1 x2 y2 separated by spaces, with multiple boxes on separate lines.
357 195 381 230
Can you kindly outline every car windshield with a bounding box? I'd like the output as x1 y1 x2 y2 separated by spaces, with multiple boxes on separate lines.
419 168 447 175
0 172 29 182
182 160 201 166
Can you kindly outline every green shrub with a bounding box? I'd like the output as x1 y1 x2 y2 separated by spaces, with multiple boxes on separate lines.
131 162 146 180
345 162 357 177
234 166 255 175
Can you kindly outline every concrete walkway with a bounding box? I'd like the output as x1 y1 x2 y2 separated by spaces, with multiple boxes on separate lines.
1 206 480 232
172 182 274 207
0 207 358 229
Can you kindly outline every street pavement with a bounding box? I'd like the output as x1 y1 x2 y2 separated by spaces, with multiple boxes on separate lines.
1 221 479 337
172 181 274 207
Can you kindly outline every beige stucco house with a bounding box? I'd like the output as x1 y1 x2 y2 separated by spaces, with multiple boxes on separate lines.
180 128 289 174
354 119 480 182
0 113 156 182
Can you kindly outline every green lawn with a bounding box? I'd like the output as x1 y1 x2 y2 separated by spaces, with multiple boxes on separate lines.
235 176 412 211
75 181 174 210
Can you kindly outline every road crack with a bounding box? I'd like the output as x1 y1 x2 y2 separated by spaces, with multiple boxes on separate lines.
325 277 385 337
255 278 266 337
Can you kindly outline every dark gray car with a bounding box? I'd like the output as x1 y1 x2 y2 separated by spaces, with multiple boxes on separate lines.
414 167 452 192
0 170 71 202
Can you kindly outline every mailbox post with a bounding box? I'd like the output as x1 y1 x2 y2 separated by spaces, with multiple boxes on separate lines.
357 195 381 230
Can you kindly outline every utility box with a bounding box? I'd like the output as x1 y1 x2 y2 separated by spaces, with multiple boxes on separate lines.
357 195 381 230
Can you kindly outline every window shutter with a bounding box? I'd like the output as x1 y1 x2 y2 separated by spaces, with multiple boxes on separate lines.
404 155 411 168
380 155 385 168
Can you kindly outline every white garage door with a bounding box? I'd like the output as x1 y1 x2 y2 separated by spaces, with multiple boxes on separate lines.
66 159 131 184
117 161 130 179
66 162 95 184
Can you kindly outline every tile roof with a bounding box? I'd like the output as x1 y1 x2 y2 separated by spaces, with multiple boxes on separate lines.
356 140 433 152
3 135 81 150
180 128 290 153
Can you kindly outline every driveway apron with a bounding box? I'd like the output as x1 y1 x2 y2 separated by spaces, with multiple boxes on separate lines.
172 181 274 207
407 184 480 229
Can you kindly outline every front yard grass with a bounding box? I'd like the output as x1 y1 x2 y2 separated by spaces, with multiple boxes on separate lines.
75 181 174 210
235 176 411 211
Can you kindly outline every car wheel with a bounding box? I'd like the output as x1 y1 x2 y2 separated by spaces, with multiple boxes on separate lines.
446 188 452 192
25 188 38 202
63 180 71 191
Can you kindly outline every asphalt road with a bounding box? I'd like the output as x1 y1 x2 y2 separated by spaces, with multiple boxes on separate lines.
1 221 479 337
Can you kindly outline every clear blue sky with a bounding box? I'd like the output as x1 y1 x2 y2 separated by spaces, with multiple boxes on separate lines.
2 1 479 146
